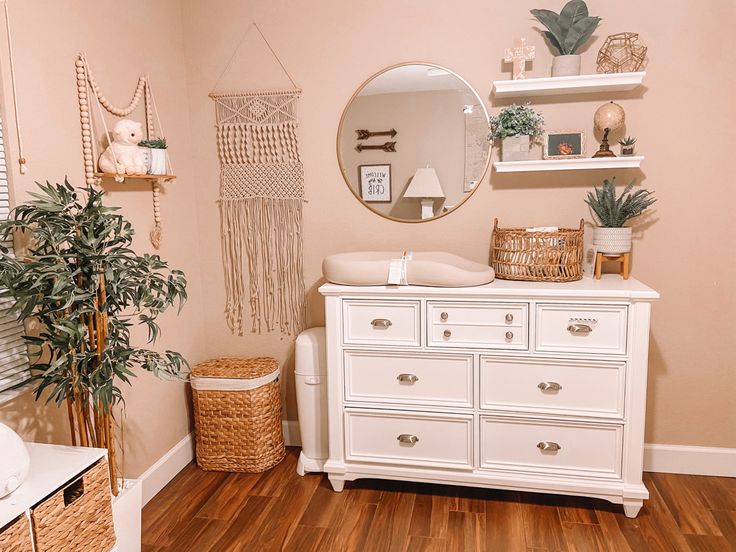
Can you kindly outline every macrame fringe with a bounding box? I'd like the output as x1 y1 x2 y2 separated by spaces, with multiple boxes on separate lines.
220 197 305 336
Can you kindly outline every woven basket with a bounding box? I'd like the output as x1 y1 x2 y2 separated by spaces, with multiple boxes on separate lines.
0 514 33 552
192 357 286 472
31 459 116 552
491 218 584 282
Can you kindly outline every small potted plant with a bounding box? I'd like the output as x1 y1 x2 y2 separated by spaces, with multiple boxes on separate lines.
619 136 636 156
489 103 544 162
530 0 601 77
139 137 168 175
584 177 656 253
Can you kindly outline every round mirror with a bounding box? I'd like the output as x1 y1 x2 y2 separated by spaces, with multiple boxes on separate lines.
337 63 490 223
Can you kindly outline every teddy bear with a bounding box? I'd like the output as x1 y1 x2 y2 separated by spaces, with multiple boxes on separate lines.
98 119 148 175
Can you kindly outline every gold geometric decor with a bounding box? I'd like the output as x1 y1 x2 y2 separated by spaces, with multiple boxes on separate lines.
596 32 648 74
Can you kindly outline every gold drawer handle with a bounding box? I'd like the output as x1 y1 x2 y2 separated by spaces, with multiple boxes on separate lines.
443 329 452 338
440 311 449 321
371 318 392 329
505 331 514 340
397 434 419 445
537 441 561 452
538 381 562 392
397 373 419 384
567 323 592 335
505 313 514 323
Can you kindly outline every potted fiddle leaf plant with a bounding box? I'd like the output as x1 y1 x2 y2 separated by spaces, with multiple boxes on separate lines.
139 137 168 175
531 0 602 77
584 177 656 254
0 180 188 495
619 136 637 156
489 103 545 162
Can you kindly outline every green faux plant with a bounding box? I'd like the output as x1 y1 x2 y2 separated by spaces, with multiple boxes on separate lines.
138 137 167 149
619 136 637 147
585 177 656 228
530 0 601 56
0 180 187 493
489 104 545 140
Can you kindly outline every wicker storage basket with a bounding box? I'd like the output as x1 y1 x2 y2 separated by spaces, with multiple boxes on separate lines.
30 459 116 552
491 218 584 282
192 357 286 472
0 514 33 552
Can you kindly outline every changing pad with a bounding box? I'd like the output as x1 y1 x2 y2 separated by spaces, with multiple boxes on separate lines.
322 251 495 287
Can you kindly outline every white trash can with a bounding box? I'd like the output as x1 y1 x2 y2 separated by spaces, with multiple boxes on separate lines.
295 327 328 475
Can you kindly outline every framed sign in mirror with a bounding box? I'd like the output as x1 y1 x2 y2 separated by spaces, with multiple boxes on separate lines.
359 164 392 202
337 63 491 223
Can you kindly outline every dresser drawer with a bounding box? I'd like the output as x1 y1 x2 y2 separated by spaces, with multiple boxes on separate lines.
479 357 625 418
427 302 528 350
480 416 622 479
535 304 628 355
344 351 473 408
345 410 472 468
343 300 420 347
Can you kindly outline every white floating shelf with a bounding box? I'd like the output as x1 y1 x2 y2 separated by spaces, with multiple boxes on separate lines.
494 156 644 173
492 72 646 99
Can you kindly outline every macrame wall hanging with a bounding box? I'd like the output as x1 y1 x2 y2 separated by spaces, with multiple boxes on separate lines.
210 22 305 336
75 53 173 249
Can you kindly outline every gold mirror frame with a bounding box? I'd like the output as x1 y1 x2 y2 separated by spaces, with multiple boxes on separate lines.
336 62 491 223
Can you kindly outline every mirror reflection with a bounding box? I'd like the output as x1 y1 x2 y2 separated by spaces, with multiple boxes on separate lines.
338 63 490 222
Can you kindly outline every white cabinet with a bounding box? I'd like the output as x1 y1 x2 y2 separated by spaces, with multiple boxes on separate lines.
320 277 658 518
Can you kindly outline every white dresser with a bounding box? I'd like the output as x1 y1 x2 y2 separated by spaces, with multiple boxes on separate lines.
319 276 658 517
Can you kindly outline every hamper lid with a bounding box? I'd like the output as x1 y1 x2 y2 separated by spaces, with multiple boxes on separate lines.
191 357 279 379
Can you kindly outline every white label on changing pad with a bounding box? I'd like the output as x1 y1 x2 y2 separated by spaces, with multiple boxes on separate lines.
388 259 404 285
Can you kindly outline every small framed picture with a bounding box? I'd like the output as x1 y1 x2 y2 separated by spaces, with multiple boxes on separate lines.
359 164 391 202
544 131 585 159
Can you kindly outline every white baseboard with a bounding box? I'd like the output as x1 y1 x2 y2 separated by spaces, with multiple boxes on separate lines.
644 443 736 477
282 420 301 447
139 433 194 506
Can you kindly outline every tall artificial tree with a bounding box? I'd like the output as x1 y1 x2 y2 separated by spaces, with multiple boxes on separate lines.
0 180 188 494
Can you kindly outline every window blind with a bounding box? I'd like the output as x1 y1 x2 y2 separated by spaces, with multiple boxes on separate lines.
0 117 29 393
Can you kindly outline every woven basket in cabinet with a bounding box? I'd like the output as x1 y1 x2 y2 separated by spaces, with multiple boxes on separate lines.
30 459 116 552
191 357 286 472
491 218 584 282
0 514 33 552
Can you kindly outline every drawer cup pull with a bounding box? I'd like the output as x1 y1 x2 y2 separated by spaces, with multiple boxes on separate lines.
567 323 592 335
371 318 393 329
397 434 419 445
505 331 514 340
443 329 452 338
537 441 561 452
505 313 514 323
440 311 448 321
538 381 562 392
397 373 419 384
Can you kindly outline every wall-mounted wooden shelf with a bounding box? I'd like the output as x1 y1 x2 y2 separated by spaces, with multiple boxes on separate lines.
492 72 646 99
494 156 644 173
95 173 176 182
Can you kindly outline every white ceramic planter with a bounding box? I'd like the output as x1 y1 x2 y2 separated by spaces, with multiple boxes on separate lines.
593 226 632 254
147 148 168 175
501 135 530 162
551 54 581 77
113 478 142 552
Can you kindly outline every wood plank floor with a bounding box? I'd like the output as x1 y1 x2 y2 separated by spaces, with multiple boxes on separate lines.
142 448 736 551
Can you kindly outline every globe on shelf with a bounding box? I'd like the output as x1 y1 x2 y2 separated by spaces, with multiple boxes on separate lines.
592 101 626 158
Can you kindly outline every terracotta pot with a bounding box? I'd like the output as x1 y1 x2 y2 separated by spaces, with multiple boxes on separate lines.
593 227 632 254
551 55 581 77
501 135 530 162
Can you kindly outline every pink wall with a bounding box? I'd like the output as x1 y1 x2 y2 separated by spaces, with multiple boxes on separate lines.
181 0 736 449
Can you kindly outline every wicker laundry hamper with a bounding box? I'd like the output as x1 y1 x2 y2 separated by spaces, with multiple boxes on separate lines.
191 357 286 472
